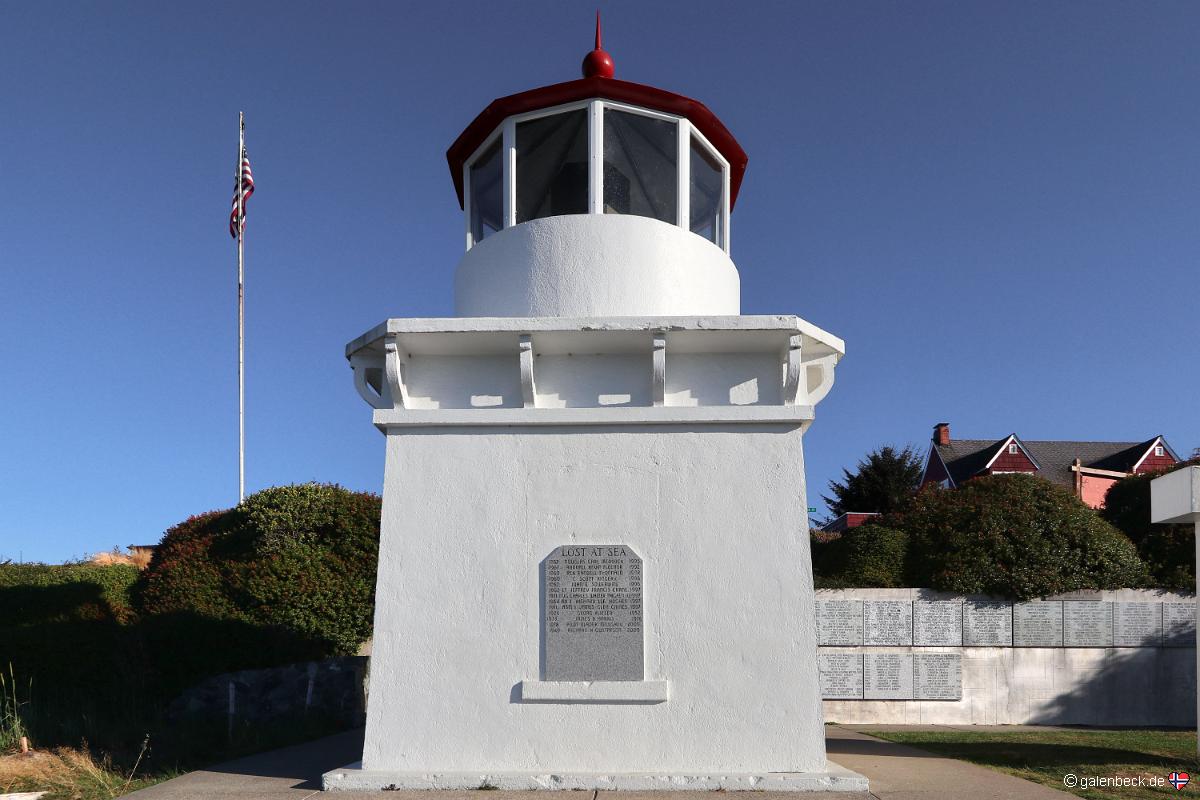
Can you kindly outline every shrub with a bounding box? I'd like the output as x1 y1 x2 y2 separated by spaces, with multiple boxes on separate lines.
813 524 909 588
0 485 379 756
896 474 1149 599
135 484 381 687
0 563 139 625
1101 460 1199 590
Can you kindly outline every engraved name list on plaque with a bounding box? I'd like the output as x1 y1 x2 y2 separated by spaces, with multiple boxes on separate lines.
544 545 643 681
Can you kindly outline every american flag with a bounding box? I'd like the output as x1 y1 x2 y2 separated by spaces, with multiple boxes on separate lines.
229 148 255 238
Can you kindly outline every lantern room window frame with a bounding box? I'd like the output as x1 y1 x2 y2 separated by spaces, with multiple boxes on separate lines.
462 98 730 254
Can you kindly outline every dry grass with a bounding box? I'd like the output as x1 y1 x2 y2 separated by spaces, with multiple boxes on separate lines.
0 745 162 800
87 551 150 570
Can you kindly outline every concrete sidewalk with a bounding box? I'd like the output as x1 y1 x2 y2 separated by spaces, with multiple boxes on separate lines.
124 726 1074 799
826 726 1073 799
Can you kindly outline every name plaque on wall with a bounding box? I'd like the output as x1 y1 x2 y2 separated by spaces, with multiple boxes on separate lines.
864 600 913 646
864 653 914 700
913 601 963 646
543 545 643 681
1113 602 1163 647
963 601 1013 646
914 653 962 700
819 595 1198 705
1013 602 1064 647
818 652 864 699
1163 603 1197 647
816 600 865 646
1063 601 1113 647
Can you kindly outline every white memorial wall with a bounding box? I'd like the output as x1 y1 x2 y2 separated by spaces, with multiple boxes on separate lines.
817 588 1196 726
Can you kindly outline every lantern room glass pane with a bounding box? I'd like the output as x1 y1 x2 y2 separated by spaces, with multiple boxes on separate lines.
516 110 588 223
469 139 502 244
690 136 724 246
603 109 676 224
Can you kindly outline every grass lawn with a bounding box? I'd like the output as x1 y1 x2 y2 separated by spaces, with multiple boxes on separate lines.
864 728 1199 800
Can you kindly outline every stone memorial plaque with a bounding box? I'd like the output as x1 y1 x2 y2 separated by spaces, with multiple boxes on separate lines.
543 545 642 680
914 653 962 700
1013 602 1063 647
864 652 914 700
1113 602 1162 647
864 600 913 646
816 600 864 646
1163 602 1196 647
963 601 1013 646
913 601 962 646
1063 601 1113 647
818 652 864 699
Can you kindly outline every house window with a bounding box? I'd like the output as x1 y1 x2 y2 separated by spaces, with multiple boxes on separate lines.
1155 445 1165 457
1008 443 1018 455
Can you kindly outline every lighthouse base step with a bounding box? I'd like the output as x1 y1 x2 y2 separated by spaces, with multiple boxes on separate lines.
321 761 869 792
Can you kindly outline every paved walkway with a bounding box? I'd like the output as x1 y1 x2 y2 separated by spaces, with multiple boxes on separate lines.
826 726 1073 799
124 726 1074 799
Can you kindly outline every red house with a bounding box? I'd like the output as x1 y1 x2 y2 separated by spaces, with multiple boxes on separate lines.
921 422 1180 509
819 511 880 535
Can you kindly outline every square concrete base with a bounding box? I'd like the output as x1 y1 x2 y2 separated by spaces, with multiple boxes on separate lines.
321 761 869 792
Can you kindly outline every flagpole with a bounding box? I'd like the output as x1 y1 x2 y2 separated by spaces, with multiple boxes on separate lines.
237 111 246 503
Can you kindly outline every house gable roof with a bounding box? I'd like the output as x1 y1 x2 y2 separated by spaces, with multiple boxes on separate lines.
982 434 1042 471
933 437 1008 486
931 436 1180 489
921 444 955 487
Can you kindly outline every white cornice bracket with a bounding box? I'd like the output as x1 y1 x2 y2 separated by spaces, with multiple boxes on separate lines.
519 334 537 408
652 333 666 407
804 354 837 407
350 354 389 410
384 337 411 409
782 334 803 406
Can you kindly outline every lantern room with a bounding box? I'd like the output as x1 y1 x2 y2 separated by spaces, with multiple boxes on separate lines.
446 21 750 319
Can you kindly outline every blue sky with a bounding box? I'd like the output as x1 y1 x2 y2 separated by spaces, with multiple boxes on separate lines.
1 1 1196 563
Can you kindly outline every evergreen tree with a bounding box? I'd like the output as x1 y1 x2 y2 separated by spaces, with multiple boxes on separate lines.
822 445 923 518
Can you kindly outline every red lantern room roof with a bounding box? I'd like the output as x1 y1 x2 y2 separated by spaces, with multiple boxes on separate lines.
446 18 748 211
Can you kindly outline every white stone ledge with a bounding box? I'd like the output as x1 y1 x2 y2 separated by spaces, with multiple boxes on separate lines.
346 314 846 359
519 680 670 703
322 761 870 792
372 405 814 429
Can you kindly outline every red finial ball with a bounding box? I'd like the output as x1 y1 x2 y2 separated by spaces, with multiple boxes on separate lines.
582 48 614 78
582 11 615 78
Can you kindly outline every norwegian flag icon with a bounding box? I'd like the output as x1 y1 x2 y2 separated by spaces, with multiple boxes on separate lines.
1168 771 1190 789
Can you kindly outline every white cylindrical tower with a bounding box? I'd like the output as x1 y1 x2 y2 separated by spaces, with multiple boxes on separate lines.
445 26 748 317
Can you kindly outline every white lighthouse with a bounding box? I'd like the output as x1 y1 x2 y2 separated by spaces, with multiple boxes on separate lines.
327 21 862 792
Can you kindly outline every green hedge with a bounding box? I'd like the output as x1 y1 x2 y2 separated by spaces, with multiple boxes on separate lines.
811 474 1153 599
899 474 1148 599
0 564 147 751
813 525 909 589
0 562 139 625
